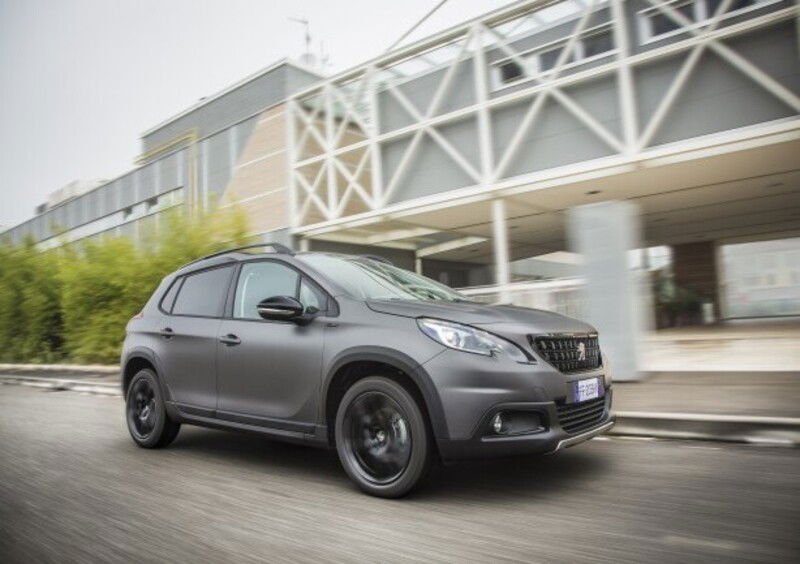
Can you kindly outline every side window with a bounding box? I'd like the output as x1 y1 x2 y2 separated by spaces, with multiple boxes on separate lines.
299 278 325 312
172 266 234 317
234 262 300 320
159 278 182 313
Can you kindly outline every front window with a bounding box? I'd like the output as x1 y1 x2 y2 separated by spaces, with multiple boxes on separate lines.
233 261 324 319
299 254 471 303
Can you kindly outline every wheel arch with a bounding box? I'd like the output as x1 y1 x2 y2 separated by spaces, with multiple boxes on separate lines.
121 347 171 401
322 347 448 447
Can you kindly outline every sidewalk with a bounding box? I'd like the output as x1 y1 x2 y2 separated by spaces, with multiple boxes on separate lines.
641 317 800 372
615 371 800 418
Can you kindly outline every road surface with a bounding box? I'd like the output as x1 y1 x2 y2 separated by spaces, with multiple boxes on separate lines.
0 385 797 563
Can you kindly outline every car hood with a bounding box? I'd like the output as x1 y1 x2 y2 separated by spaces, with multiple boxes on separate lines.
365 299 595 335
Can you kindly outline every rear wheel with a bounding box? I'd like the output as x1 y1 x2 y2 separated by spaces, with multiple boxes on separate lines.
125 368 180 448
335 377 431 498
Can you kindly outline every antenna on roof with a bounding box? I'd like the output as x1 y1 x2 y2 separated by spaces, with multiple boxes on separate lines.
290 17 316 67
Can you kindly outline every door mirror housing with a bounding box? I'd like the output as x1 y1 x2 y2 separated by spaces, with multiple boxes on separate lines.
256 296 305 321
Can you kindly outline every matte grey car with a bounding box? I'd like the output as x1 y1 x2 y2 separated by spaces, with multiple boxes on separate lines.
122 244 613 497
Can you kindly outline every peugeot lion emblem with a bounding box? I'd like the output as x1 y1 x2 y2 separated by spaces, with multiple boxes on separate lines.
577 342 586 361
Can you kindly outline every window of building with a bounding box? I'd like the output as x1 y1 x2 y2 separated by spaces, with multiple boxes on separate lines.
499 60 525 83
646 1 698 39
638 0 779 43
172 266 235 317
538 46 566 72
233 261 325 320
581 29 614 58
146 196 159 211
492 24 614 89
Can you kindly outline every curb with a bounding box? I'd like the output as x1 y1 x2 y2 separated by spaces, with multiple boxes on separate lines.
612 411 800 446
0 375 121 397
0 363 119 375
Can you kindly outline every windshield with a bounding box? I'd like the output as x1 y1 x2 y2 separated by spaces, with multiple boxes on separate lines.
299 254 471 303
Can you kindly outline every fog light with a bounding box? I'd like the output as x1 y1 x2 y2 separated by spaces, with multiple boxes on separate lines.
492 413 504 434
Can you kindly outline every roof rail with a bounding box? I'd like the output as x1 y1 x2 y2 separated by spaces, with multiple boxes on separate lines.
182 243 295 268
360 254 393 265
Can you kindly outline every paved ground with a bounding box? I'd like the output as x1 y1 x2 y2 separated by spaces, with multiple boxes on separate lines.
1 386 798 563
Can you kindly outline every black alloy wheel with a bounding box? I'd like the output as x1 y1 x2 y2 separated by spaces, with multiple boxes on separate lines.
335 376 432 498
125 368 180 448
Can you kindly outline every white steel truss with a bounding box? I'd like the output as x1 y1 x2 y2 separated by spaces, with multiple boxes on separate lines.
288 0 800 229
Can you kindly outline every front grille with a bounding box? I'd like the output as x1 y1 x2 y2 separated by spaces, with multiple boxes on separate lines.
556 396 607 435
530 335 601 374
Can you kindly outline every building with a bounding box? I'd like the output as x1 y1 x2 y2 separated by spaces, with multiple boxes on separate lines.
3 0 800 326
2 59 321 250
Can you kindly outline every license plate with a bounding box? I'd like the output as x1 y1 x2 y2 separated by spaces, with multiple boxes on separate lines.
574 377 603 403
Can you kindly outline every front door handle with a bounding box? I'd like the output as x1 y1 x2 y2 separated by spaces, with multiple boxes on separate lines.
159 327 174 338
219 333 241 346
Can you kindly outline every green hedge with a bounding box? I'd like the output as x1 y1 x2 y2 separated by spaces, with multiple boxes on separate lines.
0 208 249 364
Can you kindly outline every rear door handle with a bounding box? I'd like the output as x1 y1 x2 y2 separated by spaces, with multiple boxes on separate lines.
159 327 174 338
219 334 241 346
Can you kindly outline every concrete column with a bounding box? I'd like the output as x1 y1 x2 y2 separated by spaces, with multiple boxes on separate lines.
672 241 720 322
492 199 511 303
414 256 423 275
567 201 644 382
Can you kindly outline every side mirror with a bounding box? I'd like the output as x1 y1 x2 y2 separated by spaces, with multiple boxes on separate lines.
256 296 305 321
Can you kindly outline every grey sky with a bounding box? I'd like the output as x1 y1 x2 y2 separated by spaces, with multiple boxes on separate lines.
0 0 504 227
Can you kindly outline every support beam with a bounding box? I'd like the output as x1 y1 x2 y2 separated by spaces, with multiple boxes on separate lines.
416 236 487 258
492 199 511 303
567 201 645 381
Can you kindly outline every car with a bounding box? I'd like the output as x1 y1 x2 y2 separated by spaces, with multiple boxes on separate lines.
122 243 613 497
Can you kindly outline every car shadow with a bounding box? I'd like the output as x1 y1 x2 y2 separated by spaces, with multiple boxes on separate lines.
417 448 609 502
166 426 610 501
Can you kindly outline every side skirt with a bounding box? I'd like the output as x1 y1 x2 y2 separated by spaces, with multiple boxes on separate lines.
165 401 330 448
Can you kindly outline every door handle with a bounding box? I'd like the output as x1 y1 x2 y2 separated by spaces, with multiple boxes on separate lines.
159 327 174 338
219 333 241 346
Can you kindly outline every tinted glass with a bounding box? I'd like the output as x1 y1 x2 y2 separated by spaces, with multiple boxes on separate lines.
234 262 300 319
582 30 614 58
650 2 695 37
172 266 234 317
500 61 523 83
159 279 182 313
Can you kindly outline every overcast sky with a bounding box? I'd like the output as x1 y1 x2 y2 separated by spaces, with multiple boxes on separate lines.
0 0 507 227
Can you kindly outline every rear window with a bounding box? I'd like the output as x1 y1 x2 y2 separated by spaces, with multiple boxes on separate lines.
172 266 234 317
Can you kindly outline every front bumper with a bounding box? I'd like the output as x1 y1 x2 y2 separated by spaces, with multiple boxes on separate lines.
436 391 614 461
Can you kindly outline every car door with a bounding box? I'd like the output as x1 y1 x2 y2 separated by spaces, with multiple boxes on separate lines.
216 260 328 429
157 264 234 414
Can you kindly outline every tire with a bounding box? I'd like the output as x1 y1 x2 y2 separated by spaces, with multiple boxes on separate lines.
335 376 431 498
125 368 180 449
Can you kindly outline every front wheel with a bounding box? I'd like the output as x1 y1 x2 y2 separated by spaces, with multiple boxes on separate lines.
125 368 180 448
335 377 432 498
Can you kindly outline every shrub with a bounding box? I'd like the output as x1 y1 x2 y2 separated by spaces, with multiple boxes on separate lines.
0 206 250 364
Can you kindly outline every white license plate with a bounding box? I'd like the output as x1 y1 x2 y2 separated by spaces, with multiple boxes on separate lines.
574 377 603 403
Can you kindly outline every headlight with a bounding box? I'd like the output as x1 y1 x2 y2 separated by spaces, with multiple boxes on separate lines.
417 318 531 363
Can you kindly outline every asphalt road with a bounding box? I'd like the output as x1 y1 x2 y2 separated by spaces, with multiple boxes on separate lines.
1 385 797 563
